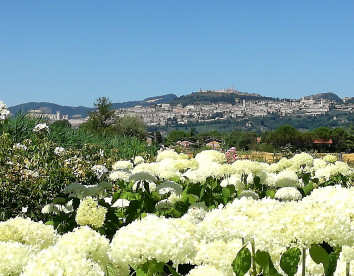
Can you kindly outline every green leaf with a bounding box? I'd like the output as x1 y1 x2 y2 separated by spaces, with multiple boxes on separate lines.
187 194 198 204
106 263 118 276
265 190 275 199
254 176 261 189
166 264 182 276
255 250 270 267
303 182 314 195
52 197 66 204
210 180 218 190
280 248 301 276
226 184 236 195
222 187 231 203
232 246 252 276
255 250 281 276
301 173 311 185
135 268 147 276
45 220 54 226
309 244 329 270
200 186 205 199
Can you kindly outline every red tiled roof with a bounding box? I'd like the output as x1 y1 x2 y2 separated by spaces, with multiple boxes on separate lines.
313 139 333 144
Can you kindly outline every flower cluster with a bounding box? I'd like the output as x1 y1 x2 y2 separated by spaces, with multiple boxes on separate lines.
32 123 49 133
274 187 302 201
75 197 107 228
225 147 239 164
0 217 58 249
110 214 196 268
0 100 10 120
54 146 65 156
91 164 108 179
0 241 34 275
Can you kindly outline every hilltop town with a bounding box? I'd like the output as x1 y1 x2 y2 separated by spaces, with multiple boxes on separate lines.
116 93 353 127
10 89 353 129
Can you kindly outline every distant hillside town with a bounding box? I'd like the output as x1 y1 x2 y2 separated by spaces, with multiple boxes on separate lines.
116 96 353 127
9 90 354 128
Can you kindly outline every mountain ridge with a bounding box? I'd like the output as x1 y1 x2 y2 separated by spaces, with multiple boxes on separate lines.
8 91 345 119
9 94 178 118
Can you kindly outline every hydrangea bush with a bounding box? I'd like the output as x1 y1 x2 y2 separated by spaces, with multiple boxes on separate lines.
0 108 353 275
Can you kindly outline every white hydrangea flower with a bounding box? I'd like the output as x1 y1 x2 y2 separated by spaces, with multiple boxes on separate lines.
195 150 227 164
275 187 302 201
192 239 243 275
75 197 107 228
109 170 131 182
131 163 158 177
323 154 337 163
181 203 208 224
133 155 145 164
268 157 292 173
289 152 314 171
56 226 110 269
187 264 225 276
21 245 105 276
156 149 180 161
112 160 133 171
0 217 57 250
273 169 300 188
110 215 196 268
153 159 183 180
0 241 34 276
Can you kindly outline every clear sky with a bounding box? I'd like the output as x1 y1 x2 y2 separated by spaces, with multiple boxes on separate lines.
1 0 354 107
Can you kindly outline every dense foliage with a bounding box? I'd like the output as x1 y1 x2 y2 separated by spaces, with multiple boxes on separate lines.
152 111 354 134
169 91 275 106
1 100 354 275
163 125 354 153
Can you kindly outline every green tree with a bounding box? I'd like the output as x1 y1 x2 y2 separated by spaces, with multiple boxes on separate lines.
313 127 332 140
81 97 116 134
113 115 147 140
264 125 301 149
166 130 188 144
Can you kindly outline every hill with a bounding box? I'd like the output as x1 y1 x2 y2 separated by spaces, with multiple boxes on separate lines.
169 91 277 106
8 102 94 119
304 92 342 102
9 94 178 118
111 94 177 109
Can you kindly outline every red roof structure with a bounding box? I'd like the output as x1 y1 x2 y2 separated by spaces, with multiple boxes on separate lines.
313 139 333 144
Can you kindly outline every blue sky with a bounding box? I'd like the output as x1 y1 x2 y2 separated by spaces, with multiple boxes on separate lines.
1 1 353 107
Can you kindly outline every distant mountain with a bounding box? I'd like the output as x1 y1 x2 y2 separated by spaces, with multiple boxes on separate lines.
169 91 277 106
111 94 177 109
9 102 94 119
304 92 342 102
9 94 178 118
8 91 345 119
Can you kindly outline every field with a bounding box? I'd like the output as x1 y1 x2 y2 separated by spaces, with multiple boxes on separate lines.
240 151 354 164
0 119 354 275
